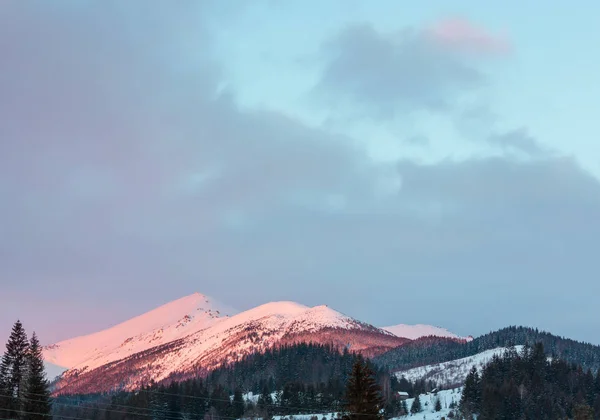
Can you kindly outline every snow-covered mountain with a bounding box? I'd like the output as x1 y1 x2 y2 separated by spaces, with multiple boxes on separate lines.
382 324 471 341
44 292 235 371
47 294 409 394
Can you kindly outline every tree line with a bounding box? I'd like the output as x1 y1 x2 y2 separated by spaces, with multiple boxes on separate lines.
375 326 600 374
0 320 52 420
53 344 437 420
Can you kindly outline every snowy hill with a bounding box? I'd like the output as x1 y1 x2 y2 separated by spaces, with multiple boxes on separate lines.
394 346 524 387
382 324 470 341
49 296 409 394
396 388 463 420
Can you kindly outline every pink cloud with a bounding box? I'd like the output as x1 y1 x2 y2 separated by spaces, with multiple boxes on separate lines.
426 17 512 55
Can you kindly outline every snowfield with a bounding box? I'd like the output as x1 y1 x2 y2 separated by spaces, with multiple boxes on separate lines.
395 388 463 420
43 293 237 370
395 346 524 386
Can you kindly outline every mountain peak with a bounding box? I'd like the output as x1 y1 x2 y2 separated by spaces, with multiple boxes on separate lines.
44 292 235 370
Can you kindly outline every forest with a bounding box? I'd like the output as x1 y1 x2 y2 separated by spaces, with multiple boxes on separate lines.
459 343 600 419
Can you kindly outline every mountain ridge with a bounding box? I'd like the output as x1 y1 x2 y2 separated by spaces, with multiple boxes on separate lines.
46 293 420 393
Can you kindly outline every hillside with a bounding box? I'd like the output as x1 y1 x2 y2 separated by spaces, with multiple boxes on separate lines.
374 326 600 373
394 346 524 388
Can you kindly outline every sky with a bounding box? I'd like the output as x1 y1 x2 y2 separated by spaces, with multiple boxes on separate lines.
1 0 600 346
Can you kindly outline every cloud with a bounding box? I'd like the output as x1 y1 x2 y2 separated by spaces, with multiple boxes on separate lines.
1 2 599 346
489 128 548 156
0 0 396 317
217 156 600 340
425 17 512 56
316 22 492 118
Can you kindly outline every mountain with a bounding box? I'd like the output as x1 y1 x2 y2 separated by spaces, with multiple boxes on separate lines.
47 295 409 394
44 292 235 371
382 324 470 341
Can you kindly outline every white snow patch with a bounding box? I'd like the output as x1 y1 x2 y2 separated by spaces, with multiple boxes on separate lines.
395 388 463 420
395 346 523 387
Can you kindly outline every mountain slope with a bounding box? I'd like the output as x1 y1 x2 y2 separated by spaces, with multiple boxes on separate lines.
49 299 409 394
374 326 600 373
44 293 235 371
382 324 469 341
395 346 524 387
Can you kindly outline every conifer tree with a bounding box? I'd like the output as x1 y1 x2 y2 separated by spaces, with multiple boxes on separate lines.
0 320 29 419
400 400 408 415
231 388 245 419
21 332 52 420
459 366 481 418
409 394 421 414
342 359 383 420
434 396 442 412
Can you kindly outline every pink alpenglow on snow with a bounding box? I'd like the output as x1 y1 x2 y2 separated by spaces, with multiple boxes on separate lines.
43 293 236 370
426 17 512 55
46 294 410 394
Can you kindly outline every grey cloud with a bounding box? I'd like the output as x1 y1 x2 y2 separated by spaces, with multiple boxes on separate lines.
316 23 484 118
489 128 547 156
0 0 394 337
229 156 600 341
456 105 547 156
1 2 599 347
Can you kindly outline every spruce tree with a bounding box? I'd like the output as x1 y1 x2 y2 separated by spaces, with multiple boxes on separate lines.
0 320 29 419
434 396 442 412
400 400 408 415
410 394 422 414
342 359 383 420
231 388 245 419
21 333 51 420
459 366 481 418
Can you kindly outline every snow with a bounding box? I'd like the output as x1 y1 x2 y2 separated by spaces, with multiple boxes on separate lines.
394 388 463 420
238 389 464 420
46 295 377 386
43 293 236 370
395 346 523 386
382 324 469 341
47 292 464 392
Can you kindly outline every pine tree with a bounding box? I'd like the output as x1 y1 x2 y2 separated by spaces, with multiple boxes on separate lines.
409 394 421 414
231 388 245 419
342 359 383 420
400 400 408 415
434 396 442 412
21 332 52 420
459 366 481 418
0 320 29 419
258 383 274 417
